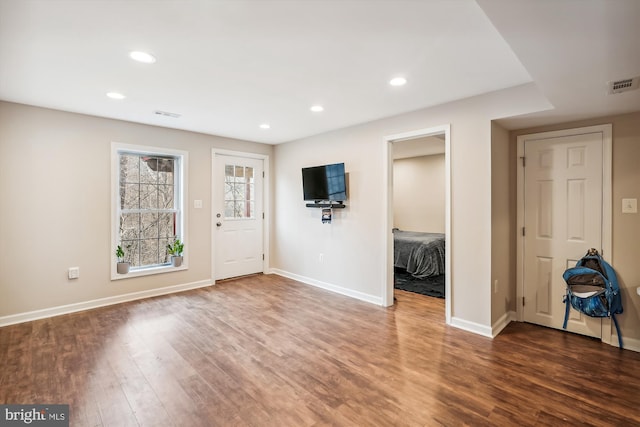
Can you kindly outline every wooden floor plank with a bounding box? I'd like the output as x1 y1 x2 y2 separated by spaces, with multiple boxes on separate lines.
1 274 640 426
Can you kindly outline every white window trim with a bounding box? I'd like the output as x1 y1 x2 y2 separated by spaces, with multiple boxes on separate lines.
111 142 189 280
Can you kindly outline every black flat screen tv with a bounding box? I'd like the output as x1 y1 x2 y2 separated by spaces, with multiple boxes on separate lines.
302 163 347 202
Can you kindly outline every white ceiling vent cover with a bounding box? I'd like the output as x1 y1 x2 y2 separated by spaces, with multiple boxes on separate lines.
607 76 640 95
154 110 181 118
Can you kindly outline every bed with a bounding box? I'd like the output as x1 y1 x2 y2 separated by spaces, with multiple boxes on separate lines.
393 230 445 278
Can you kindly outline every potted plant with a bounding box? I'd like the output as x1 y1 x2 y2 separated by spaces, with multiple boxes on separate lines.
167 237 184 267
116 244 130 274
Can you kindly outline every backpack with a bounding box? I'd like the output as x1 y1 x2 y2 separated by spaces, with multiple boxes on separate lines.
562 248 623 348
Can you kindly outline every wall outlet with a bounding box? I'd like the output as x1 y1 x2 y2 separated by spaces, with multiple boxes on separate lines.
194 199 203 209
319 253 324 263
68 267 80 279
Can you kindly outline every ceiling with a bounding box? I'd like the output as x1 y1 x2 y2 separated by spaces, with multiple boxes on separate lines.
478 0 640 129
0 1 638 145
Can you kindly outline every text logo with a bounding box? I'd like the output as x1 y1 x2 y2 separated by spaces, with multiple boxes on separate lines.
0 405 69 427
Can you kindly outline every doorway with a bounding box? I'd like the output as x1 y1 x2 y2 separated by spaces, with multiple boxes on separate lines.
392 136 446 298
516 124 612 342
384 124 452 324
212 149 270 281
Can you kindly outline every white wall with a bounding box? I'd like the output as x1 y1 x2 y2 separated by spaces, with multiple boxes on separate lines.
0 101 272 319
393 154 445 233
0 81 551 334
491 121 514 326
272 83 551 330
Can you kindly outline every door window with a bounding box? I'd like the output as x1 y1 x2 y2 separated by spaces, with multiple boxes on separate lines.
224 164 255 219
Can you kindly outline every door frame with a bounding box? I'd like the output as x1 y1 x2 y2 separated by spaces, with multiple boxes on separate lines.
211 149 270 282
516 124 612 344
383 124 451 325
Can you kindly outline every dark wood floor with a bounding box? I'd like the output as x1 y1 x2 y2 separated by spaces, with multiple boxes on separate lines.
1 274 639 426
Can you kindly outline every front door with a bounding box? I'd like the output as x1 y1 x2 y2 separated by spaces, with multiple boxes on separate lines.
213 154 264 280
522 130 605 338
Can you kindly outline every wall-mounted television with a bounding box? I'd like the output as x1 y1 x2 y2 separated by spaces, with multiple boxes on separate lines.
302 162 347 202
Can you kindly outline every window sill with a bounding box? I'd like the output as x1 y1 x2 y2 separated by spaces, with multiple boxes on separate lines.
110 263 188 281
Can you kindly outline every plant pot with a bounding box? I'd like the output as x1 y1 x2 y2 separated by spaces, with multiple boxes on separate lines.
171 256 183 267
117 262 130 274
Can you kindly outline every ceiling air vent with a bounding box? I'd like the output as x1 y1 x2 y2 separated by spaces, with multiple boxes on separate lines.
607 76 640 95
154 110 181 118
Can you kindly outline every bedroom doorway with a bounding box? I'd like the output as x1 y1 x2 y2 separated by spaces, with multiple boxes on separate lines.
384 125 451 324
392 137 446 297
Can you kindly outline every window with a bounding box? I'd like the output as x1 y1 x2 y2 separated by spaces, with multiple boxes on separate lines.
112 143 187 278
224 164 255 219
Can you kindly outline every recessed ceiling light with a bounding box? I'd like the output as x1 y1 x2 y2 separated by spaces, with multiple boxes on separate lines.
310 105 324 112
106 92 126 100
389 77 407 86
129 51 156 64
259 123 270 129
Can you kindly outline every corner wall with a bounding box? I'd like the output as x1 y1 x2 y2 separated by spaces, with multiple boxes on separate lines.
0 101 273 319
491 121 516 327
272 83 551 331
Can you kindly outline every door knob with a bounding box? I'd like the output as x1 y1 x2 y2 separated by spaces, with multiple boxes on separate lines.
216 222 222 227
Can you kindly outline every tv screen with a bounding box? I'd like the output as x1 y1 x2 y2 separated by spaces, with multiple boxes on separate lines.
302 163 347 202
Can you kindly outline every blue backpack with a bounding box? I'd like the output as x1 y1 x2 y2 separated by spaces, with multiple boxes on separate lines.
562 248 623 348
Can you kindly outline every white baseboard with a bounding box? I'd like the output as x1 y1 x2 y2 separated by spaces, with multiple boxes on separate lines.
611 334 640 353
489 313 639 353
0 279 213 327
450 316 493 338
270 268 383 306
491 310 517 338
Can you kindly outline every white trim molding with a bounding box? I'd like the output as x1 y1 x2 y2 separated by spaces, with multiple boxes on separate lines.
271 269 383 306
383 124 451 324
516 124 613 344
492 311 517 338
0 280 213 328
111 142 190 280
450 317 493 339
613 335 640 353
211 149 270 283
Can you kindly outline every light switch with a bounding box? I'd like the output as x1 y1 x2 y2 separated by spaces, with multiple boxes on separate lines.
194 199 203 209
622 198 637 214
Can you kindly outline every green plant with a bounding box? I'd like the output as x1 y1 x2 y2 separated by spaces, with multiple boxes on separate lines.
167 237 184 257
116 243 132 263
116 245 125 263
